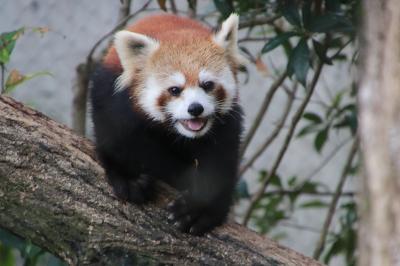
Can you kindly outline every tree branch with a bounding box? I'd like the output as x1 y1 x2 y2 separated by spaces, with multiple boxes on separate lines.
169 0 178 14
313 139 358 259
239 71 287 159
0 95 322 265
0 63 5 94
240 81 297 175
242 61 324 226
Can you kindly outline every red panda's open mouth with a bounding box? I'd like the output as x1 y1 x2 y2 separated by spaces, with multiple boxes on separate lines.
179 118 208 132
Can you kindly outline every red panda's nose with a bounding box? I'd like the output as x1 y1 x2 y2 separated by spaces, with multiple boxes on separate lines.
188 102 204 117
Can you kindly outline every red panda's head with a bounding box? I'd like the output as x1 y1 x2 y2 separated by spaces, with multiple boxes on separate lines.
113 14 246 138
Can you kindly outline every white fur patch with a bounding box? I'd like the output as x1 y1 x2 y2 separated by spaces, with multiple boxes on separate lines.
199 68 236 113
175 119 213 138
166 87 216 138
136 72 187 121
138 76 165 121
213 13 248 66
168 72 186 87
214 13 239 48
166 88 215 120
114 31 159 92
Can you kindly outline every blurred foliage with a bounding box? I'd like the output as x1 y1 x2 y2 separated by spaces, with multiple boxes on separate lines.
0 27 51 94
219 0 360 265
237 172 330 235
0 228 65 266
1 0 360 265
323 202 357 266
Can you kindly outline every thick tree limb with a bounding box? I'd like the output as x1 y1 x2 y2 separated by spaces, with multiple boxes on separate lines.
0 96 321 266
358 0 400 265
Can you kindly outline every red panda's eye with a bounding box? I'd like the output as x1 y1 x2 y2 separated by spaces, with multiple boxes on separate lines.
201 81 215 92
168 86 182 96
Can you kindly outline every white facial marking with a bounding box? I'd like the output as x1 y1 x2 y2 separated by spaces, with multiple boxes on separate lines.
138 76 165 121
137 72 187 121
214 13 239 48
166 88 215 120
175 118 213 138
168 72 186 87
113 31 159 92
166 87 216 138
199 68 236 113
213 13 248 66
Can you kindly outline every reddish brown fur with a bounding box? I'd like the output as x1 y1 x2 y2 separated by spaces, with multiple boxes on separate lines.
104 14 240 113
156 92 171 109
104 14 212 72
214 85 227 103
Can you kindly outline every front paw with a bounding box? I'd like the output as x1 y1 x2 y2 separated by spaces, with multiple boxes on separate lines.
167 194 226 236
107 173 155 204
127 174 155 204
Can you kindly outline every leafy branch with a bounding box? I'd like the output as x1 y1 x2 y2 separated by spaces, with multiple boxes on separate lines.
242 58 325 226
313 139 358 259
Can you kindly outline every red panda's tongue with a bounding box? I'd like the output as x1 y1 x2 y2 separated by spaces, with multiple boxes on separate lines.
187 119 205 131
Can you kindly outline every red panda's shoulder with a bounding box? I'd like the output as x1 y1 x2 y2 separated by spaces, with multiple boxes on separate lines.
103 14 211 71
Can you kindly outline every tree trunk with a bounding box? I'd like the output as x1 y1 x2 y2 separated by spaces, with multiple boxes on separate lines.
0 96 321 265
358 0 400 265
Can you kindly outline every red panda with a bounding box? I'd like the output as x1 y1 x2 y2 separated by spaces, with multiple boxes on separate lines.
90 13 245 235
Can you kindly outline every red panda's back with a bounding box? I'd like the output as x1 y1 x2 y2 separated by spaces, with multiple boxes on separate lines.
104 14 212 71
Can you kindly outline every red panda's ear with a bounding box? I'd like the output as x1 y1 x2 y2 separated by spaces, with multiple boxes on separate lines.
114 31 158 66
214 14 248 66
114 31 159 91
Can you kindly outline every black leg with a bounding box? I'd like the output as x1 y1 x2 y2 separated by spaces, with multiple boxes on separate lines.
99 151 156 204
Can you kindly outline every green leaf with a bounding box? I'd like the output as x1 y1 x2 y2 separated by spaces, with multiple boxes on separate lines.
300 181 318 193
261 32 298 54
312 39 332 65
299 181 320 193
332 91 345 109
281 1 302 27
323 237 344 264
236 179 250 199
0 228 27 251
213 0 234 19
269 174 282 188
315 126 329 152
287 38 310 86
257 170 268 182
0 28 25 64
297 123 319 137
333 113 357 135
4 69 52 94
300 199 329 209
307 13 353 33
326 0 342 12
301 1 312 29
303 112 322 123
287 176 298 187
0 244 16 266
288 191 300 207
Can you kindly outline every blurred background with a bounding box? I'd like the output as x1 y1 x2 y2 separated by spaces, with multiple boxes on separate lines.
0 0 359 265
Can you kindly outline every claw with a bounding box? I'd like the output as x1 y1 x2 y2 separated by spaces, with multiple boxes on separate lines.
167 213 175 221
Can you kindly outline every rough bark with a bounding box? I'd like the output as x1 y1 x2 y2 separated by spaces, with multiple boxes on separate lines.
72 63 88 136
358 0 400 265
0 96 321 265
